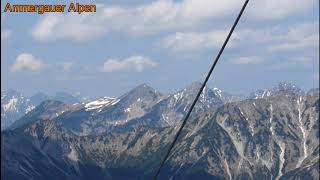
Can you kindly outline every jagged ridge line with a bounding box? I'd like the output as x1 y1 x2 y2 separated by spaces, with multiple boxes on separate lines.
152 0 250 179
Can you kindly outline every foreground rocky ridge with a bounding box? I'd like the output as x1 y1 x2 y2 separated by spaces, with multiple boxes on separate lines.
1 83 319 180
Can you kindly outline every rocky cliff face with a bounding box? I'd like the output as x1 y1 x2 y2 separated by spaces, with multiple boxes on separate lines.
1 84 319 180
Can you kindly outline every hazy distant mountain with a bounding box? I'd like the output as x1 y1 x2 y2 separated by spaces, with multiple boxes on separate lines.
1 90 81 130
54 92 79 104
52 84 164 135
1 90 35 130
248 82 304 99
122 82 224 129
1 83 319 180
30 92 80 104
12 83 225 135
9 100 71 130
1 83 241 132
30 92 50 105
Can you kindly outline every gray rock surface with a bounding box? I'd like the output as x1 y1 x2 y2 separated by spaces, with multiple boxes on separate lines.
1 83 319 180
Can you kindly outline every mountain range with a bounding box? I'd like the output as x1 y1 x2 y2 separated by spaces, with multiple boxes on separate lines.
1 82 319 180
1 90 81 130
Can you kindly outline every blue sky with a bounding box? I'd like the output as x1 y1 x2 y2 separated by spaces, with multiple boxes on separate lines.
1 0 319 98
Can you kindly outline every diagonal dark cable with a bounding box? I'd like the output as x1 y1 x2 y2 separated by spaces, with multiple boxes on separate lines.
153 0 250 179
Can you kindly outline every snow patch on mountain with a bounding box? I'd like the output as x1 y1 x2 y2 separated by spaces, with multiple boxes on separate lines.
3 97 19 112
84 97 117 111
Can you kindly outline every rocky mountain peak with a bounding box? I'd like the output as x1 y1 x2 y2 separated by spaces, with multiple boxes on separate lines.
183 81 202 91
129 83 159 95
175 82 223 105
119 83 163 105
8 100 67 130
273 82 304 95
2 83 318 180
1 90 35 130
249 82 304 99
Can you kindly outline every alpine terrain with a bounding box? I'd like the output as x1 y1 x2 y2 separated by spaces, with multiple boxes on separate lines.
1 82 319 180
1 90 80 130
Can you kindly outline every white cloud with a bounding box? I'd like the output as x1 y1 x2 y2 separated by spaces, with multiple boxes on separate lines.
159 27 273 54
161 30 229 53
101 56 157 72
268 22 319 52
1 29 11 41
161 21 319 55
11 53 43 72
31 0 242 41
248 0 316 20
229 56 263 65
31 0 315 41
32 14 105 41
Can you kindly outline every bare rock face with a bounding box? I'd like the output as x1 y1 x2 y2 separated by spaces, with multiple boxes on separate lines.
163 88 319 180
1 84 319 180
